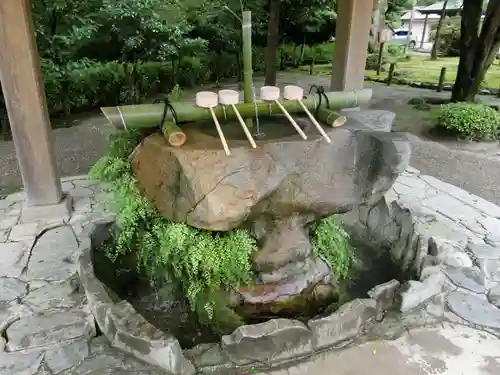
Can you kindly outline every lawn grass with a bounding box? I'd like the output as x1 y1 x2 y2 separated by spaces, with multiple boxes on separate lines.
298 55 500 89
367 55 500 88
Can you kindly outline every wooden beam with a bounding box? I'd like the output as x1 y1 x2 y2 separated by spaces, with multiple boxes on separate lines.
0 0 62 206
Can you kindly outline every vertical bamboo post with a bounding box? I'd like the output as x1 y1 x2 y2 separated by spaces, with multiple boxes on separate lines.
387 63 396 86
242 11 254 128
437 67 446 92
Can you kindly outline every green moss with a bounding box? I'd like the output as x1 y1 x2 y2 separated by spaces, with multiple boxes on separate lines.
90 130 256 332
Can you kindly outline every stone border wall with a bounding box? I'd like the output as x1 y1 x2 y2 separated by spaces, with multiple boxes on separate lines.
342 167 500 324
78 220 196 375
78 220 388 374
77 166 500 374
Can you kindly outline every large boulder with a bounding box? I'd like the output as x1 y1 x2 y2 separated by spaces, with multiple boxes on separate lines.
131 112 411 304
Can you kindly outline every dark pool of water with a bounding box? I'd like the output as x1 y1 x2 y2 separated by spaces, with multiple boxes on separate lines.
93 239 407 349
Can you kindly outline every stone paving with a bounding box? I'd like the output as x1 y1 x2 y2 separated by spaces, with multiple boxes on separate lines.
0 177 167 375
0 167 500 374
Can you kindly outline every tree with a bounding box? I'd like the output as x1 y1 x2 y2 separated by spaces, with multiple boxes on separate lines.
452 0 500 102
31 0 101 64
369 0 389 53
385 0 415 26
264 0 281 85
264 0 337 85
430 0 449 60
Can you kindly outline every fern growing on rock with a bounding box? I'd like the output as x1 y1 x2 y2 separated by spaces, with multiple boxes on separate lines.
311 216 353 281
90 130 256 332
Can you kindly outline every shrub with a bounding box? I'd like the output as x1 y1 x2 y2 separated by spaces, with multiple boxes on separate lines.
409 97 432 111
366 53 386 71
0 53 246 137
387 44 405 60
436 102 500 140
279 42 334 67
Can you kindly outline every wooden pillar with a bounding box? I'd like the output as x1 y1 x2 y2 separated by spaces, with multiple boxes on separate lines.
0 0 62 206
420 14 429 48
331 0 374 91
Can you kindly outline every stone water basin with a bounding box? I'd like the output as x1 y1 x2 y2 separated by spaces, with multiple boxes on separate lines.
130 112 410 310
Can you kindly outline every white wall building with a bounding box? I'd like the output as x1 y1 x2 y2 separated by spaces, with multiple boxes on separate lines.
401 10 440 46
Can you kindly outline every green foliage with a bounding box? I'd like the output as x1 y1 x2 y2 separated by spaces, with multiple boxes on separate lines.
41 60 186 115
436 103 500 140
90 131 257 331
311 216 353 281
430 17 461 57
365 53 385 71
387 44 406 61
386 0 417 27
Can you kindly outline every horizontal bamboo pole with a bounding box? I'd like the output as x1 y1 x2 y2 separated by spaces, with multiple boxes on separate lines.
102 89 372 130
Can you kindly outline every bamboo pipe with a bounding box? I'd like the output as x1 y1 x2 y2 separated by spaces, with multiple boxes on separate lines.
242 11 254 129
161 120 186 147
101 89 372 130
316 108 348 128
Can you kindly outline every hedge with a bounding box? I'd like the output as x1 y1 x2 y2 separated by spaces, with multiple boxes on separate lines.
0 50 262 137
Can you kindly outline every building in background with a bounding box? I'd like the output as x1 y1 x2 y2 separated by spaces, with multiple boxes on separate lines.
401 10 439 46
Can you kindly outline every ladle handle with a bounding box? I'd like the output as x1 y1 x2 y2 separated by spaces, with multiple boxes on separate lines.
274 100 307 140
210 108 231 156
298 100 331 143
231 104 257 148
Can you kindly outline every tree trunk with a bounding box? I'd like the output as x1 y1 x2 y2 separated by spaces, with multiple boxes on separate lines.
452 0 500 102
431 0 449 60
264 0 281 85
279 47 286 70
298 40 306 66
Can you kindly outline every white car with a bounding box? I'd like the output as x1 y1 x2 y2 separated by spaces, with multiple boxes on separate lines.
392 29 417 49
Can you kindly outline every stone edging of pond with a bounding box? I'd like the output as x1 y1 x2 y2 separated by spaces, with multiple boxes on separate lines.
78 219 196 375
77 166 500 375
77 219 389 375
344 167 500 333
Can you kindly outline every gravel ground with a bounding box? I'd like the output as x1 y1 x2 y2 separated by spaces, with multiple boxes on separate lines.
1 72 499 204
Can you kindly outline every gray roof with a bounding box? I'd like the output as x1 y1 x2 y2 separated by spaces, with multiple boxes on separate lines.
417 1 463 15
